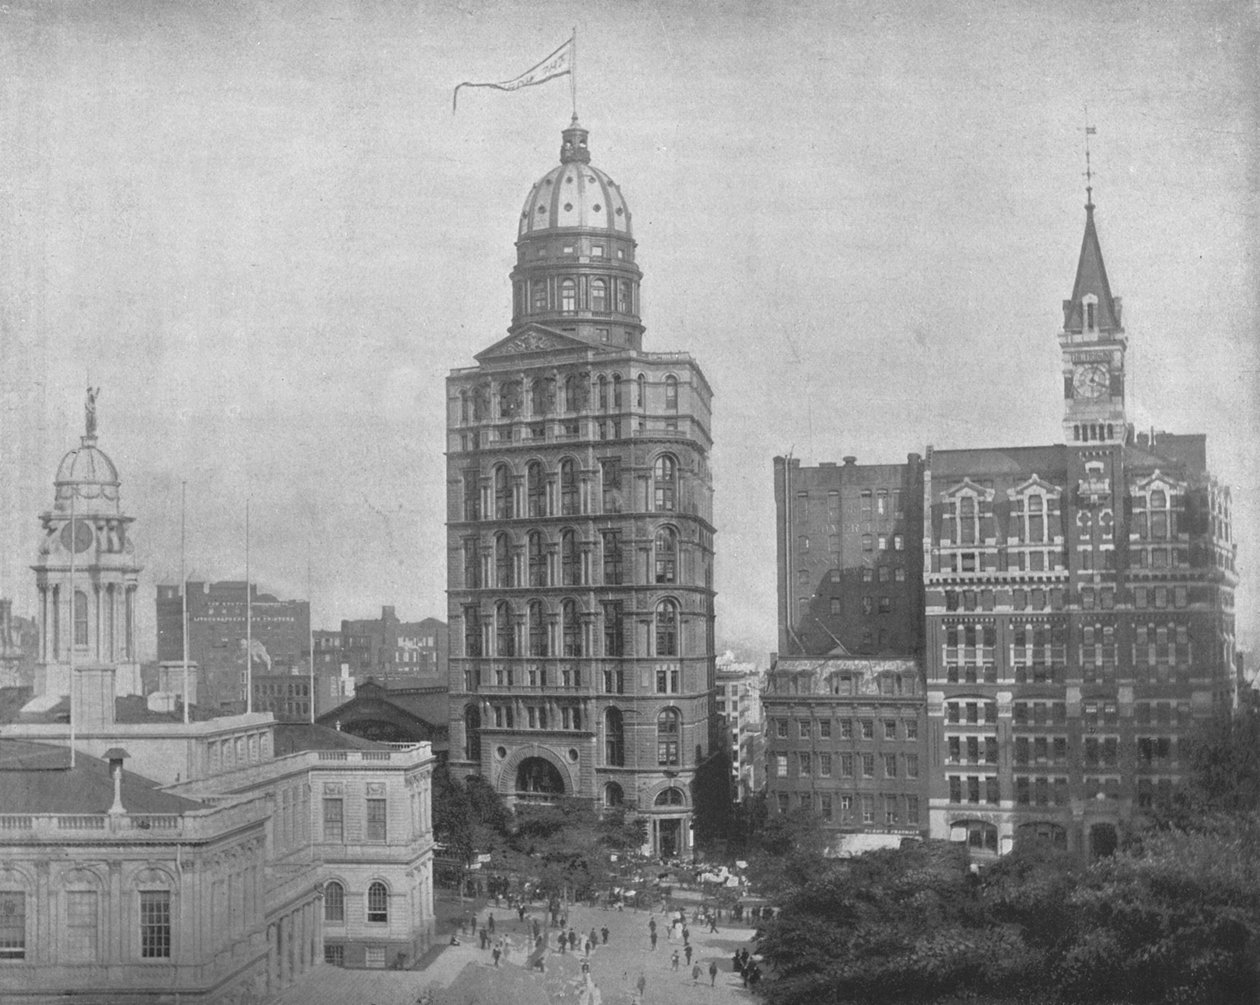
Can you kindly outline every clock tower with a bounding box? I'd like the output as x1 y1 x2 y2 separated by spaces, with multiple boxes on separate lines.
1058 186 1127 445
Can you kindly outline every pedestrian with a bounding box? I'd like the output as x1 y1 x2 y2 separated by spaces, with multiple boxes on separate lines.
731 951 740 973
684 943 693 966
518 903 526 923
488 913 496 935
590 927 598 949
569 928 578 951
492 941 502 967
682 925 690 946
709 960 718 987
671 949 680 971
650 930 658 950
691 963 701 984
708 915 719 934
585 938 593 957
479 925 489 949
601 925 609 945
635 973 647 1002
582 958 591 977
559 932 566 954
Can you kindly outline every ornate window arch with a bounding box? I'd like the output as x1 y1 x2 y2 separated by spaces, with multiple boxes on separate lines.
664 374 678 411
562 599 582 657
560 459 579 515
528 600 549 658
366 881 389 923
324 880 345 923
560 529 579 586
493 464 513 520
653 455 677 512
564 375 581 412
654 526 678 584
656 708 680 766
655 599 679 657
654 786 685 807
495 533 514 588
527 461 547 518
597 374 608 411
636 373 646 408
591 278 608 312
560 278 576 313
611 374 623 409
604 781 624 807
527 531 547 587
495 601 515 658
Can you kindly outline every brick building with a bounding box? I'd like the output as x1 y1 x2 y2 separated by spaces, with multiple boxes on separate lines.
155 581 310 711
445 118 719 858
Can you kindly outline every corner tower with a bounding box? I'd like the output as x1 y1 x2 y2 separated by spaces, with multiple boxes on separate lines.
1059 187 1127 445
446 121 718 859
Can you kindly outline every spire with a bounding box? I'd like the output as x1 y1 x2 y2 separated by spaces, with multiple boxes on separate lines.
559 115 590 164
1061 133 1121 335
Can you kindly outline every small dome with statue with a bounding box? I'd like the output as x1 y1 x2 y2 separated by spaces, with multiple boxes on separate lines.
52 388 121 514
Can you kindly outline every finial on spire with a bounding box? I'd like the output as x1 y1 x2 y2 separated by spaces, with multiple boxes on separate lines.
1083 108 1097 210
84 386 100 441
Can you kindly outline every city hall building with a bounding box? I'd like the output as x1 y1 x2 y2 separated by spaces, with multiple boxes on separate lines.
445 119 719 858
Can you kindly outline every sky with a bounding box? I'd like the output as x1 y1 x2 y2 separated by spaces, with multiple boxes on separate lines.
0 0 1255 663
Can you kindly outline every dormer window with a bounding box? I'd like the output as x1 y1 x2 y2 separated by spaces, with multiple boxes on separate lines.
1086 302 1096 330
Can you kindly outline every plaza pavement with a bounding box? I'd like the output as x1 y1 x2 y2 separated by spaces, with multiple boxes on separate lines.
266 897 762 1005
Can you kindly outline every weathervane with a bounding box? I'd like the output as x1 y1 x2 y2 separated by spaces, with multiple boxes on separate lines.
85 386 100 439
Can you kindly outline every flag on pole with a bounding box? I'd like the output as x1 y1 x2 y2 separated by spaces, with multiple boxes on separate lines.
454 35 574 113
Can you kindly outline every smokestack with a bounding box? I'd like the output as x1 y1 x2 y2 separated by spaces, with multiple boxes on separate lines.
103 747 130 815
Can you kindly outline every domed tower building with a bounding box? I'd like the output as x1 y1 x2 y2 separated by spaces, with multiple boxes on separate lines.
446 119 718 858
29 392 142 709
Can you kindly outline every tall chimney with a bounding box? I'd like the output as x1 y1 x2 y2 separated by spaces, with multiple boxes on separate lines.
103 747 130 815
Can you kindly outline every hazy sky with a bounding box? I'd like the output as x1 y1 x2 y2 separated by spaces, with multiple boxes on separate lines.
1 0 1255 662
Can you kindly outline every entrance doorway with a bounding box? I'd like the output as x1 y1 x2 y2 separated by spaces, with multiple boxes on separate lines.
658 818 681 858
1089 823 1117 858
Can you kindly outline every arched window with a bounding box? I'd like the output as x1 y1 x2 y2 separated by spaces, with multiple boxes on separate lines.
560 459 579 515
617 279 630 314
1027 494 1045 544
494 465 512 520
562 599 582 657
653 456 677 512
324 881 345 923
654 787 685 806
598 375 608 411
657 709 680 766
655 599 679 656
460 390 470 424
464 704 482 762
527 462 546 518
560 278 577 313
561 530 579 586
528 601 549 657
74 590 88 647
496 601 515 657
463 607 482 658
1150 489 1169 539
952 820 998 853
531 280 547 312
654 526 678 584
564 375 580 413
612 374 623 409
528 531 547 587
959 495 976 545
604 708 624 766
591 278 608 312
604 782 624 807
636 373 646 407
664 375 678 411
366 882 388 923
495 534 513 588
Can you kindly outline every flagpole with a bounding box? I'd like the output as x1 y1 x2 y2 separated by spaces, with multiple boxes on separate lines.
570 26 578 118
181 481 189 724
308 544 314 725
246 498 252 714
68 489 76 769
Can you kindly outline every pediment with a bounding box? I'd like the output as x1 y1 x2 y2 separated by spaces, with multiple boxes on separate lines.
475 325 604 362
939 477 995 501
1007 474 1063 499
1131 469 1185 494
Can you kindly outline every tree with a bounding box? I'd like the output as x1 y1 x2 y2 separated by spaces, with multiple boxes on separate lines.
1180 709 1260 815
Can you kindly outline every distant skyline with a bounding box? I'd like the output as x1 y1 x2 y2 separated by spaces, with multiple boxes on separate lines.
1 1 1255 662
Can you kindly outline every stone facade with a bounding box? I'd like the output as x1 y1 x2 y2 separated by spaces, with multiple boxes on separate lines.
445 120 718 858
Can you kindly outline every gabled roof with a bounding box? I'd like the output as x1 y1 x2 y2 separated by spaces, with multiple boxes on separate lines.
474 324 612 362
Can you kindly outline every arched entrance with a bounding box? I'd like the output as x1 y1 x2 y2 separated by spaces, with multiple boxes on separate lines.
516 757 565 801
652 786 688 859
1089 823 1117 858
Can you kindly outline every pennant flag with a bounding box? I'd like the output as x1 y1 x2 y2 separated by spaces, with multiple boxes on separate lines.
454 36 574 113
1086 126 1097 135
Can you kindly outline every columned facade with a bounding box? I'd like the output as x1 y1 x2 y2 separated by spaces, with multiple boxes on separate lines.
446 120 717 857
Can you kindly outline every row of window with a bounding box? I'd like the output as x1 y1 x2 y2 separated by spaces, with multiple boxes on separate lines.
0 890 170 962
517 275 637 317
944 734 1184 767
795 488 905 525
773 717 919 741
322 797 388 843
768 672 918 697
463 456 679 521
462 598 681 659
771 750 920 779
465 524 685 589
459 371 670 425
323 881 389 924
942 583 1195 613
42 584 137 660
775 791 920 827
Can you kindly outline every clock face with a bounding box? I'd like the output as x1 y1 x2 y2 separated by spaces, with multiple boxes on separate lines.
59 519 94 554
1073 364 1110 399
